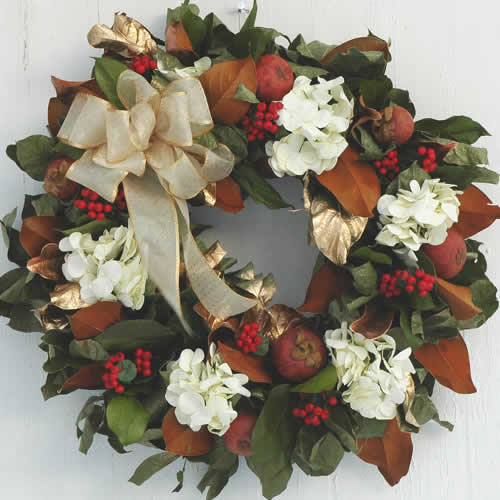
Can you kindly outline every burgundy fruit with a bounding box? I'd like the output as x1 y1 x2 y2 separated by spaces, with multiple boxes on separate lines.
224 413 258 456
371 105 414 145
43 158 78 200
256 55 294 102
272 327 327 382
423 229 467 279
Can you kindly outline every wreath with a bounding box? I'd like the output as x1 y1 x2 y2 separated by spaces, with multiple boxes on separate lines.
2 1 498 498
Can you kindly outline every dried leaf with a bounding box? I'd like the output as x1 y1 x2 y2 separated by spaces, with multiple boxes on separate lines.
351 95 383 133
162 408 213 456
218 341 272 383
357 418 412 486
204 241 227 270
51 76 104 106
403 377 419 428
299 262 351 313
315 147 381 217
166 22 196 62
436 277 481 321
193 303 239 347
48 97 70 136
60 362 106 393
200 57 257 124
452 185 500 238
27 243 64 281
192 182 217 207
39 305 69 332
20 216 67 257
414 334 476 394
50 283 88 310
70 301 126 340
266 304 305 342
350 303 394 339
214 177 245 213
321 36 390 67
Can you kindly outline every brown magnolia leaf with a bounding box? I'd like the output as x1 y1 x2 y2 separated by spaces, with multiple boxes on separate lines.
193 303 239 347
51 76 104 106
357 418 413 486
218 341 272 383
27 243 64 281
436 277 481 321
162 408 213 456
39 305 69 332
321 36 390 67
166 22 196 63
299 262 351 313
452 185 500 238
60 362 107 393
414 335 477 394
351 95 383 133
214 177 245 213
315 147 381 217
70 301 126 340
20 216 67 257
304 180 368 265
48 97 70 136
199 56 257 124
350 303 394 339
50 283 88 310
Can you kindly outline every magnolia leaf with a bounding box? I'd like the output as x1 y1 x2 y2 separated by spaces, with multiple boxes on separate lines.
107 395 149 446
414 116 490 145
233 83 259 104
414 334 476 394
70 301 126 340
60 362 107 393
350 303 394 339
218 341 272 383
93 58 129 109
129 452 178 486
314 147 381 217
69 339 109 361
15 135 55 181
51 76 104 104
166 21 197 62
350 246 392 265
26 243 64 281
199 56 257 124
214 177 245 213
291 365 338 393
50 283 87 310
288 62 328 78
321 36 390 67
452 185 500 238
436 277 481 321
443 143 488 166
357 418 412 486
20 216 66 257
162 408 213 456
299 262 352 313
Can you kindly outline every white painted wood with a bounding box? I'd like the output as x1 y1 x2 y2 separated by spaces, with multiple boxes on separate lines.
1 1 499 498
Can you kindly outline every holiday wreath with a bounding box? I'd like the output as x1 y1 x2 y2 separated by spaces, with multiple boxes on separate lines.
1 1 499 498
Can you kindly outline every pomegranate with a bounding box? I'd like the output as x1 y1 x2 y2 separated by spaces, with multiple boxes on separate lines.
43 158 78 199
223 413 257 456
272 326 327 382
423 229 467 279
256 55 294 102
371 105 414 145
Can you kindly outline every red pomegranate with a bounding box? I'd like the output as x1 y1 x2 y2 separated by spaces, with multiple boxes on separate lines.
43 158 78 199
223 413 257 456
256 55 294 102
423 229 467 279
371 105 414 145
272 326 327 382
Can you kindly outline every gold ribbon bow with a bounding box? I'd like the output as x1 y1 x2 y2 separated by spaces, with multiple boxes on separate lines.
57 70 256 328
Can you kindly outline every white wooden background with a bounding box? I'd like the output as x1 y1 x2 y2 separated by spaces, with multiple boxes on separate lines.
1 1 499 498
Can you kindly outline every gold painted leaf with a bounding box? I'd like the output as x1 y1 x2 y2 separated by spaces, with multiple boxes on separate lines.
27 243 64 281
50 283 88 310
39 305 69 332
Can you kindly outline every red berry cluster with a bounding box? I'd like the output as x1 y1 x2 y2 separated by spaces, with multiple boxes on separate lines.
74 186 127 220
102 352 126 393
373 150 401 179
242 101 283 142
135 348 152 377
417 146 438 172
292 397 338 426
380 269 436 299
130 55 157 74
236 322 264 354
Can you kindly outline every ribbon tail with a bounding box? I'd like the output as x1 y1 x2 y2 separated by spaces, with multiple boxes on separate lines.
176 199 257 320
123 167 190 333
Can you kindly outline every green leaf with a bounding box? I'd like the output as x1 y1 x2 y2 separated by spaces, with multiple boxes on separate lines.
457 278 498 330
323 406 359 453
240 0 257 32
351 412 388 439
291 365 338 393
433 164 498 190
156 47 184 74
32 194 59 217
15 135 55 181
62 218 115 236
117 359 138 383
350 261 378 296
443 143 488 166
52 141 84 161
69 339 110 361
399 309 424 351
323 48 387 79
388 88 415 117
8 304 41 332
93 58 129 109
414 116 490 145
79 404 105 454
233 82 259 103
129 452 178 485
288 62 328 79
43 357 68 373
409 385 453 431
195 130 218 150
255 335 270 356
231 27 284 61
1 209 29 267
359 76 393 109
423 308 459 342
350 246 392 265
386 162 430 195
355 126 385 161
212 125 248 161
106 395 149 446
180 8 208 53
0 268 33 304
232 164 293 210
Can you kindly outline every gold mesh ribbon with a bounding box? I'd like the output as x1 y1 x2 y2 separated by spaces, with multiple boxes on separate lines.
57 70 256 329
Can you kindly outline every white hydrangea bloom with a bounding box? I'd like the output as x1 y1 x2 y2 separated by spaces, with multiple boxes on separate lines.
324 322 415 420
376 178 461 252
164 56 211 81
59 222 148 310
165 344 250 436
265 75 354 177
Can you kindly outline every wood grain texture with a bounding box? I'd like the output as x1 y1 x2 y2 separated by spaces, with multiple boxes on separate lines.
1 1 499 499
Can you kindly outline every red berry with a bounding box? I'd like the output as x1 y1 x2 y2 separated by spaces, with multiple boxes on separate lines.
95 203 103 212
408 276 416 285
257 102 267 112
427 148 436 160
105 361 114 370
380 168 387 175
387 150 398 159
406 285 415 293
292 408 301 417
270 124 279 134
255 111 264 120
136 358 143 366
104 204 113 213
248 134 256 142
299 410 307 418
417 146 427 156
89 192 99 201
143 369 152 377
115 385 125 394
149 59 157 70
313 406 322 416
305 416 313 425
305 403 314 413
374 160 382 168
415 269 425 278
382 158 391 167
255 336 263 345
312 417 321 426
328 396 337 406
88 211 97 219
393 287 402 296
116 352 125 362
382 273 391 282
276 102 283 110
136 348 143 357
321 410 329 420
96 213 105 221
237 339 243 347
400 271 409 280
111 365 120 374
243 345 250 353
254 120 264 130
250 344 257 353
81 188 90 197
257 132 265 140
265 112 274 121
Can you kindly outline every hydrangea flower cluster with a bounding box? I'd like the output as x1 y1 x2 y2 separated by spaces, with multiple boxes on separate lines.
376 178 461 252
59 223 147 310
165 344 251 436
324 323 415 420
265 75 354 177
